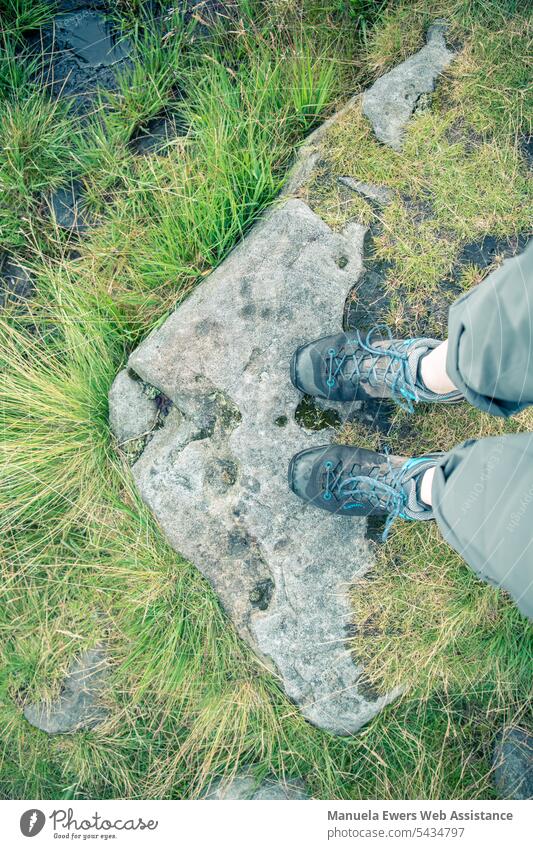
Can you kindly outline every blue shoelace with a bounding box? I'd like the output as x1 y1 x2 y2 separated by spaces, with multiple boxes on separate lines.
322 452 420 540
326 324 419 412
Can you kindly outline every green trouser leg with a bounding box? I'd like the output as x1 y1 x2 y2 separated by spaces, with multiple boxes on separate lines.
431 240 533 620
432 434 533 620
445 239 533 417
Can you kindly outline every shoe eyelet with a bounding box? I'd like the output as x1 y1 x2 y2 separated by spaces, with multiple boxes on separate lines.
324 461 333 470
326 378 335 388
323 492 332 501
327 348 336 356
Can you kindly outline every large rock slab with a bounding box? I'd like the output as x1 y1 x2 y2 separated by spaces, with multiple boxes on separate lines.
24 646 110 734
112 199 395 734
362 21 455 150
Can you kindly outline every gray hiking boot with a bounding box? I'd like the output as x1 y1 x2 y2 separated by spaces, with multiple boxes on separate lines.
288 444 443 539
290 324 463 411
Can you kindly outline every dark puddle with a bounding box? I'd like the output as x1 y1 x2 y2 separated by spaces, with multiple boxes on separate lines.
25 3 133 115
129 110 187 156
450 233 530 280
343 226 392 333
0 257 34 310
48 179 94 234
249 578 275 611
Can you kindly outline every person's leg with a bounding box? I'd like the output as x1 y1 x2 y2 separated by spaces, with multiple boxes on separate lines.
429 432 533 620
419 464 435 506
446 239 533 417
289 433 533 621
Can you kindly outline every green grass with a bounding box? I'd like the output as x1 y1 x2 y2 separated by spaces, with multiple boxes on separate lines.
1 0 532 801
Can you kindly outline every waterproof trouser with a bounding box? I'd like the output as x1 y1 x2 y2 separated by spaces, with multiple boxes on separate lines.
432 240 533 620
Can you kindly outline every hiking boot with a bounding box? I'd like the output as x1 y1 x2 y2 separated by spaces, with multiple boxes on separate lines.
288 443 443 539
290 324 463 411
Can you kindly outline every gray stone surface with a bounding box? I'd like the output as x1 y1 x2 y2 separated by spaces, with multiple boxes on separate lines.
113 199 396 735
338 176 392 206
109 369 159 444
204 771 309 800
24 646 110 734
362 21 455 150
493 727 533 800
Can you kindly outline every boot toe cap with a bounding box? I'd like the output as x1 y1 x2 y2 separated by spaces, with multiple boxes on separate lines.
290 343 324 396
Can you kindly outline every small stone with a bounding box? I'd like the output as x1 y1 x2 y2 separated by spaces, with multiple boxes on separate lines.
204 771 309 800
493 727 533 800
108 370 159 444
362 21 455 150
49 180 92 233
0 257 34 307
24 646 109 734
520 133 533 167
338 176 393 206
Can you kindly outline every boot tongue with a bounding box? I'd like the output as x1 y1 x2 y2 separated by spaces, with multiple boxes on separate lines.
399 462 435 520
403 477 425 515
407 343 429 389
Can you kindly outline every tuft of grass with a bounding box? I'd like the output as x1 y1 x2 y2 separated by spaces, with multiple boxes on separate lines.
0 93 77 198
0 0 56 36
103 11 190 139
0 91 85 253
73 43 341 334
0 30 38 102
0 266 120 537
350 521 533 699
